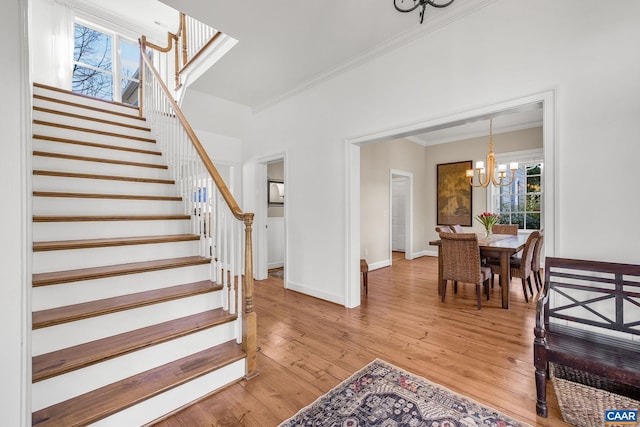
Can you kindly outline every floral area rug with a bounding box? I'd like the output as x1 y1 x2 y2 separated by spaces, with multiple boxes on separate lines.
279 359 531 427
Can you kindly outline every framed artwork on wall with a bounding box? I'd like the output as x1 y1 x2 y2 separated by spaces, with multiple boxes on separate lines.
437 161 472 226
268 179 284 206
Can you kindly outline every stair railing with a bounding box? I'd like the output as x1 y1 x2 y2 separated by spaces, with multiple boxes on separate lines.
139 37 258 379
138 13 221 92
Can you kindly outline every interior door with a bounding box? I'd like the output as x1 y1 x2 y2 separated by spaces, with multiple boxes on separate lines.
391 178 406 252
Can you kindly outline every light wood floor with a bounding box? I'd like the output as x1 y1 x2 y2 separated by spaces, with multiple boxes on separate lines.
153 253 569 426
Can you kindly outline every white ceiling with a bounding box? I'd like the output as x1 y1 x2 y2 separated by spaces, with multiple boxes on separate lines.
79 0 542 141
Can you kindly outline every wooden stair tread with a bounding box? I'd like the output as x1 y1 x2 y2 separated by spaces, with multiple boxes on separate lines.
33 214 191 222
32 256 211 287
34 170 174 184
33 234 201 252
34 83 140 113
33 134 160 156
32 308 237 383
33 93 147 122
33 150 167 169
33 120 155 143
32 340 245 426
33 191 181 201
33 281 224 329
34 106 151 132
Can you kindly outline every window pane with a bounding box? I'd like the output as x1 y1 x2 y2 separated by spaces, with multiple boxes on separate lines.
527 164 541 175
74 24 112 71
120 38 140 80
527 175 541 193
526 194 541 211
526 213 541 230
121 78 139 106
72 66 113 100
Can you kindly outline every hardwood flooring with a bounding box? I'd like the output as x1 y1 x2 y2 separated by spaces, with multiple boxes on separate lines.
153 254 569 426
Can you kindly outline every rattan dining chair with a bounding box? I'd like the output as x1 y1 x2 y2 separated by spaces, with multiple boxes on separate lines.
531 233 545 292
439 232 491 310
488 231 540 303
491 224 519 235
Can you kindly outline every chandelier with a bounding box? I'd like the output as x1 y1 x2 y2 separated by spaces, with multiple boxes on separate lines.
393 0 455 24
466 119 518 188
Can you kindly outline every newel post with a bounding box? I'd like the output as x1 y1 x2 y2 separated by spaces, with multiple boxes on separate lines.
242 214 259 379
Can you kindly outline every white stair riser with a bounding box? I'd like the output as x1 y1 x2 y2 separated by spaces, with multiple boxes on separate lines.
34 98 148 128
32 264 213 310
33 240 203 274
33 175 176 197
33 110 153 140
33 196 185 216
32 326 237 411
32 292 224 356
33 155 171 180
33 219 192 241
33 138 164 165
33 123 156 150
34 86 140 117
90 359 245 427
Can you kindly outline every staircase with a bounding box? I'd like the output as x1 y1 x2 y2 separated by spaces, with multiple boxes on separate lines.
31 83 248 426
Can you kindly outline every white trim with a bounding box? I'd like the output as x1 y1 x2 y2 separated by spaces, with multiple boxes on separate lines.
368 259 391 272
344 142 361 308
21 0 33 422
389 170 414 262
255 153 287 284
346 90 556 308
287 280 344 306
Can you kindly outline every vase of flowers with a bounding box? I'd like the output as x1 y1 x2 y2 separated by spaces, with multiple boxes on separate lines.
475 212 501 239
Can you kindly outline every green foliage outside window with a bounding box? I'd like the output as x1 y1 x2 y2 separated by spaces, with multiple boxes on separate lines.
495 162 542 230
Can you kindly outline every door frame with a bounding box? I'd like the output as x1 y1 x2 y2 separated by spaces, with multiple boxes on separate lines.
255 153 287 283
389 170 413 262
345 90 556 308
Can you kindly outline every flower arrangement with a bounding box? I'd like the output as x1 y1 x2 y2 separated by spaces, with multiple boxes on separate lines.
475 212 501 237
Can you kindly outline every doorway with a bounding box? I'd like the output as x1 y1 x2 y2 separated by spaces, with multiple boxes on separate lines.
256 154 287 283
345 90 557 308
390 170 413 263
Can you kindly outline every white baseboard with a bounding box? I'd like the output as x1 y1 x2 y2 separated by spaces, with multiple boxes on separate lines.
267 262 284 269
368 260 390 271
285 280 344 306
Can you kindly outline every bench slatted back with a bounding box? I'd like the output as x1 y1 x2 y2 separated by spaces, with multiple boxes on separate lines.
544 257 640 336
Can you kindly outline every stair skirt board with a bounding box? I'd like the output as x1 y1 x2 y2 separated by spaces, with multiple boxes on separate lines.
33 219 192 241
89 359 245 427
32 295 224 355
32 263 213 310
32 325 238 411
33 240 202 273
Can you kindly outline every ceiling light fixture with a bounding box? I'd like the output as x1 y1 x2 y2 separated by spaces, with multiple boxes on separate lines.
466 119 519 188
393 0 455 24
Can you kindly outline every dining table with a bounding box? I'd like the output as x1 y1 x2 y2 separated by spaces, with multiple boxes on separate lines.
429 233 529 309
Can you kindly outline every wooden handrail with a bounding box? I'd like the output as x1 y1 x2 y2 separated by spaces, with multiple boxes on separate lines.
139 39 251 223
139 37 258 379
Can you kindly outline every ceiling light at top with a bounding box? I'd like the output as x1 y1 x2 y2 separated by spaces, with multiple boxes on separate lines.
393 0 455 24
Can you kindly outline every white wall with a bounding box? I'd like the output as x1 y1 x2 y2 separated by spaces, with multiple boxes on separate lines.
243 0 640 306
2 0 29 424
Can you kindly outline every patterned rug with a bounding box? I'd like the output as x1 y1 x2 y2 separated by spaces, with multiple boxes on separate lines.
280 359 531 427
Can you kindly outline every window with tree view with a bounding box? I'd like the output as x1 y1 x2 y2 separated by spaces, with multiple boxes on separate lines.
493 160 542 231
73 22 140 105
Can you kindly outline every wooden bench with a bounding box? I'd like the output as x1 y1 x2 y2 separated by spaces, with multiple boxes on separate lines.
534 257 640 417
